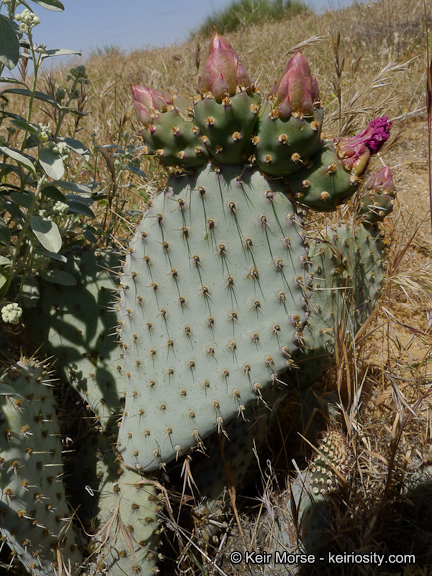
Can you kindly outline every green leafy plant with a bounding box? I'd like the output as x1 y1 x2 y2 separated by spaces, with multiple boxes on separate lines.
0 0 147 324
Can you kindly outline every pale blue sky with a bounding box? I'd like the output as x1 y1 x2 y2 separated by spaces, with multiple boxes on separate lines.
26 0 371 60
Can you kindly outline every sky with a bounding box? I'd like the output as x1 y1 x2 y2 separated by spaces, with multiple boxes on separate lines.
24 0 372 63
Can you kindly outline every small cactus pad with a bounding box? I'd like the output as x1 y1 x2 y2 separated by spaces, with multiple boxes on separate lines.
308 427 353 497
255 102 324 177
266 427 353 572
0 359 82 575
88 444 161 576
117 163 309 471
294 221 386 386
26 247 124 431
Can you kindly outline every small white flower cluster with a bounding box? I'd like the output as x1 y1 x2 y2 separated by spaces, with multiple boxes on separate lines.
38 198 69 218
1 303 23 325
53 201 69 215
48 140 69 161
15 8 40 33
38 198 52 218
37 123 51 143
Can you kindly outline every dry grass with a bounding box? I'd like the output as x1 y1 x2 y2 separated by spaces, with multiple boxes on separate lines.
7 0 432 573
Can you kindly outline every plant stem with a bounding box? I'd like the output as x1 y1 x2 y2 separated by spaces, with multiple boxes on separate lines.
20 31 41 153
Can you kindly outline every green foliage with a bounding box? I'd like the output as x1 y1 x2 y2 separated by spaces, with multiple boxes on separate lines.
89 43 125 58
191 0 309 38
0 2 146 321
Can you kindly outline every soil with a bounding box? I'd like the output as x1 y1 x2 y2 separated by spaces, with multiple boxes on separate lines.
375 117 432 364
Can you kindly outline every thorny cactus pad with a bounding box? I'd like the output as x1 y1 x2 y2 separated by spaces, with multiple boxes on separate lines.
116 164 308 470
0 359 82 575
87 439 162 576
124 32 392 473
267 427 353 574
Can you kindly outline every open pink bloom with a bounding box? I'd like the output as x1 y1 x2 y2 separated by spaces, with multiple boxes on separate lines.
198 31 254 102
334 116 392 176
131 85 173 127
270 51 320 119
367 165 396 195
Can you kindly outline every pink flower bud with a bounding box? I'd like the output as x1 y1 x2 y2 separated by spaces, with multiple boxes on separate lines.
131 85 173 127
271 51 320 119
198 31 254 102
334 117 392 176
367 165 396 195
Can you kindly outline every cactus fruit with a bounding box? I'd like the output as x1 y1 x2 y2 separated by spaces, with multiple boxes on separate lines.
0 359 82 575
255 51 323 177
132 86 210 168
359 165 396 223
194 32 261 165
286 117 392 211
26 247 124 432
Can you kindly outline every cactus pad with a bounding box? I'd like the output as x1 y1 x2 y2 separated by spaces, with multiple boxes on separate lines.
88 447 161 576
0 359 82 575
117 162 309 470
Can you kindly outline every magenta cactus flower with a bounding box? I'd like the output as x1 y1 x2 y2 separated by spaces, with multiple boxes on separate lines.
270 51 320 119
333 116 392 176
197 31 254 102
131 85 173 127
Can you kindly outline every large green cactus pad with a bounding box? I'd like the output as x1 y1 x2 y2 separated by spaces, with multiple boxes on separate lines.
117 163 309 471
0 359 82 575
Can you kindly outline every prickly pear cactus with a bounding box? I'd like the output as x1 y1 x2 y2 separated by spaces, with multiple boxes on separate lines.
0 359 82 575
9 30 395 576
120 31 392 475
85 435 162 576
116 163 308 470
294 220 386 385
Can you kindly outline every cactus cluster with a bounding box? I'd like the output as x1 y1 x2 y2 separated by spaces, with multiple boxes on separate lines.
0 31 396 576
266 426 354 574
